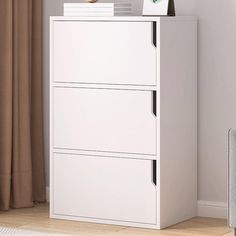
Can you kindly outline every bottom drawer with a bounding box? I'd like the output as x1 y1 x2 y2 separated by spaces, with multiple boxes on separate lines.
52 153 157 224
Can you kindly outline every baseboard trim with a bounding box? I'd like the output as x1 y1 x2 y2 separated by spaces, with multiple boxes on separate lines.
197 201 227 219
46 186 50 203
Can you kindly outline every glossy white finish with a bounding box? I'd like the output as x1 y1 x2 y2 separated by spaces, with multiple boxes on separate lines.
50 16 197 229
53 21 156 85
53 87 157 155
53 153 157 224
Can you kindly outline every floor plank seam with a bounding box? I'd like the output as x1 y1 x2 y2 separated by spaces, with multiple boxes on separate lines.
221 229 233 236
115 226 130 233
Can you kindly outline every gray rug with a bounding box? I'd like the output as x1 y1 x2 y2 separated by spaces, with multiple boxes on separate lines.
0 227 67 236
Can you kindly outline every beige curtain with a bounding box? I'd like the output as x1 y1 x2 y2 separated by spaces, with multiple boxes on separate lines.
0 0 45 210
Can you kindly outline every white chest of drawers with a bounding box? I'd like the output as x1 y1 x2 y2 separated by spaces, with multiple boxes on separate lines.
50 16 197 229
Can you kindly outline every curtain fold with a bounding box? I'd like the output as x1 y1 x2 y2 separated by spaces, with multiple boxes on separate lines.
0 0 45 210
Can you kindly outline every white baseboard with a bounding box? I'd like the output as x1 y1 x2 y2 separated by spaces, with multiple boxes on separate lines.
46 186 50 203
45 188 227 220
197 201 227 219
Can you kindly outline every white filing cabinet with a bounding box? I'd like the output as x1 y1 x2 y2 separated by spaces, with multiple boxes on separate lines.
50 16 197 229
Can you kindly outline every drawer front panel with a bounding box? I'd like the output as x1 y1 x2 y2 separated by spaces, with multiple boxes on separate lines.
53 87 157 155
53 153 157 224
53 21 156 85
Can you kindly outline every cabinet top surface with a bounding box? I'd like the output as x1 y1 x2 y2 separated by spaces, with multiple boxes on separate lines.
51 16 197 22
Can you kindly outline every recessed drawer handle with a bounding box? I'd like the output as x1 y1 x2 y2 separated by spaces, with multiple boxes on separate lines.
152 91 157 117
152 160 157 186
152 22 157 47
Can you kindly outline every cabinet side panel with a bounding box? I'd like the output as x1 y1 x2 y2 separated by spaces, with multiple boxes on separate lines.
50 17 56 216
159 18 197 228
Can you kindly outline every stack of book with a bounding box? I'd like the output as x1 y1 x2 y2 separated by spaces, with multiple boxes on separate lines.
64 3 132 17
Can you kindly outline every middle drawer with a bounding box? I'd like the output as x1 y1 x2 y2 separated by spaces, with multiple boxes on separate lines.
53 87 157 155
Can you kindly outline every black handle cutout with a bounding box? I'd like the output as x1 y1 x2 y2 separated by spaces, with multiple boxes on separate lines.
152 91 157 117
152 22 157 47
152 160 157 186
168 0 176 16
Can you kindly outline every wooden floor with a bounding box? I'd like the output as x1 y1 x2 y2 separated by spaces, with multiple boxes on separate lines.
0 204 233 236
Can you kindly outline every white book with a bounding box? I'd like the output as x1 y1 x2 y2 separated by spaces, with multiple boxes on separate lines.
64 12 114 16
64 9 114 16
65 8 114 13
64 3 114 8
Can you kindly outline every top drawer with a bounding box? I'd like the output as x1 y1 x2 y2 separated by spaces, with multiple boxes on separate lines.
52 21 157 86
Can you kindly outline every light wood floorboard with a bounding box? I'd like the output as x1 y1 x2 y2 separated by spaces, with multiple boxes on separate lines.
0 204 233 236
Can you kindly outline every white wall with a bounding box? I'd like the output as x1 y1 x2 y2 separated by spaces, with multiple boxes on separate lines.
43 0 236 210
197 0 236 202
